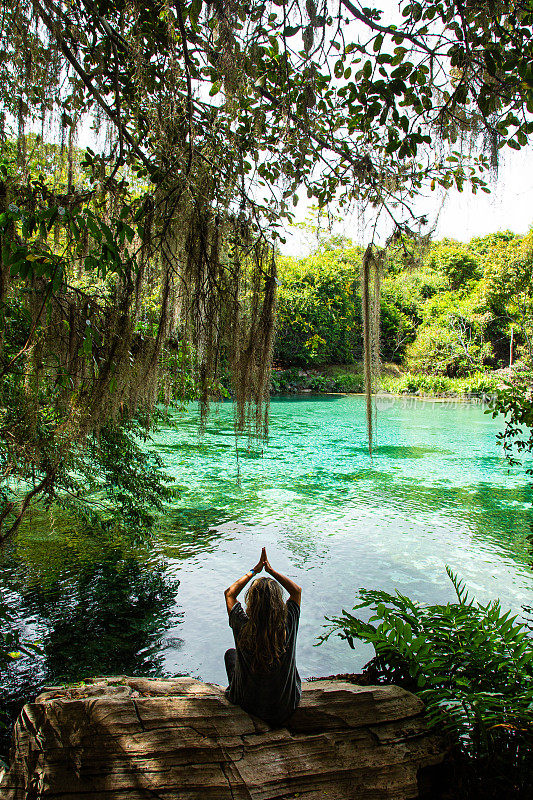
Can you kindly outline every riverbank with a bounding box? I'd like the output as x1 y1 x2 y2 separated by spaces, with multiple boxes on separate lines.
270 364 500 399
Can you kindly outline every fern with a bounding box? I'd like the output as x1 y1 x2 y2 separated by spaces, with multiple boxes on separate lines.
320 570 533 798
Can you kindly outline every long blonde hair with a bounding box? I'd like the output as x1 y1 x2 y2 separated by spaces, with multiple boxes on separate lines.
238 577 287 672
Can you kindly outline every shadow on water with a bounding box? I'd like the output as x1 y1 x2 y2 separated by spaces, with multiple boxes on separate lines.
159 507 239 558
0 535 180 760
2 397 533 758
167 506 236 533
356 444 453 459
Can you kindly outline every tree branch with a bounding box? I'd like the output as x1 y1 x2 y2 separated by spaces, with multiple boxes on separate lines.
32 0 154 174
175 0 195 177
339 0 436 57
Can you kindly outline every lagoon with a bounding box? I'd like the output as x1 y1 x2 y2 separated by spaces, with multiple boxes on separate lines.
1 395 532 733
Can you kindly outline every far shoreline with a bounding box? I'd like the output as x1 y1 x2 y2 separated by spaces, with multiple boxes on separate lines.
270 390 489 402
268 362 501 401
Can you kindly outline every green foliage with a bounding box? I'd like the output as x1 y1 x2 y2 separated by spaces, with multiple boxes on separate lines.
274 226 533 402
381 233 533 378
273 225 533 382
0 408 174 539
487 374 533 475
380 297 418 361
0 244 175 538
380 372 495 397
321 570 533 799
6 0 533 232
270 368 364 393
275 249 362 366
405 283 494 376
482 233 533 362
458 372 500 396
429 240 481 290
68 417 175 533
274 247 414 367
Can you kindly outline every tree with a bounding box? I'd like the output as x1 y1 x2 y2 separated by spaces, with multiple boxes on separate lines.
274 243 415 366
2 0 533 527
482 232 533 364
488 377 533 475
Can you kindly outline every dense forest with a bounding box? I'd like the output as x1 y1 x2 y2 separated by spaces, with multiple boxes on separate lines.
273 229 532 388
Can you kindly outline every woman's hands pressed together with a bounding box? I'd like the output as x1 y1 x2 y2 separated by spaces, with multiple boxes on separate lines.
262 547 273 574
253 547 272 575
224 547 302 614
252 548 266 574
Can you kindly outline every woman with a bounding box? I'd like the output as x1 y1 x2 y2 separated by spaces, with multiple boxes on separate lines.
223 547 302 726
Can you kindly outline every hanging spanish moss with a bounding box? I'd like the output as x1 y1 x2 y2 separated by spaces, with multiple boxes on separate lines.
0 0 279 450
361 244 382 455
0 0 509 534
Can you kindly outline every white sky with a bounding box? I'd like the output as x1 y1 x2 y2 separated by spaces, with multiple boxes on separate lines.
433 147 533 241
280 145 533 256
279 1 533 256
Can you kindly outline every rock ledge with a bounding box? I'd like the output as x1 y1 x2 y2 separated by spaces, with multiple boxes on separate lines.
0 676 445 799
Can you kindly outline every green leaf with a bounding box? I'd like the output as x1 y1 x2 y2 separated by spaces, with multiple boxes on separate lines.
189 0 202 27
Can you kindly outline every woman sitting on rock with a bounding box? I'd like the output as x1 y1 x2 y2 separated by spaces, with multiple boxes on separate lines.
223 547 301 726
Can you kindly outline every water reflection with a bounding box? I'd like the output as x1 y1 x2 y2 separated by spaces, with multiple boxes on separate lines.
0 537 179 758
1 396 533 757
23 555 178 680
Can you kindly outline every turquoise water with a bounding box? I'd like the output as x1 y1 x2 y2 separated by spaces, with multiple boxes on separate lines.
1 395 532 721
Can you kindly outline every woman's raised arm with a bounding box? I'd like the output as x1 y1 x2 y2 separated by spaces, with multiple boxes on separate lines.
223 552 264 613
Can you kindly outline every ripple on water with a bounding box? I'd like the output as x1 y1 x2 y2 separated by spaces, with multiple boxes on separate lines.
1 395 532 696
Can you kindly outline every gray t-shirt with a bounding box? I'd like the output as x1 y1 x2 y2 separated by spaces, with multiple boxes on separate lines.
225 599 301 725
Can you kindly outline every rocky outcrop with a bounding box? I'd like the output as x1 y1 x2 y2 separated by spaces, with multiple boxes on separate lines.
0 676 446 800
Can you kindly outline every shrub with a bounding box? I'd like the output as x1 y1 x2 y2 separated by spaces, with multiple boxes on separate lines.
380 373 454 395
274 249 414 367
380 371 498 397
430 242 481 291
269 368 302 392
274 252 362 366
487 372 533 474
269 369 364 393
404 291 494 377
460 372 498 396
320 570 533 799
